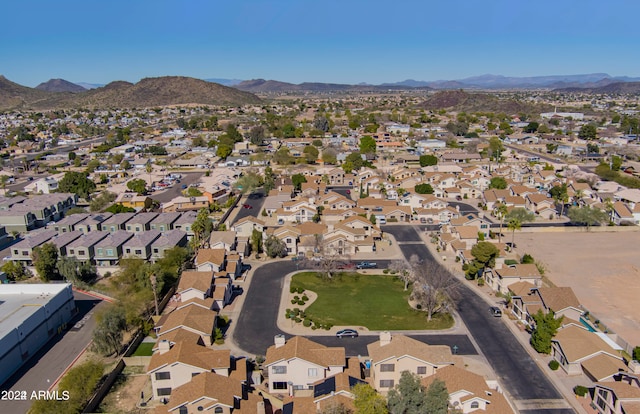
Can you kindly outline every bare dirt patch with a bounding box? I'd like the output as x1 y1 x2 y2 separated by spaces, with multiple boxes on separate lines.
516 231 640 346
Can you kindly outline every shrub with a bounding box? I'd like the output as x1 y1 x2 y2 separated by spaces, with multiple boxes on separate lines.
383 269 389 274
311 325 317 330
297 300 305 305
294 317 302 323
293 295 299 301
549 360 560 370
477 278 485 286
633 346 640 361
297 287 305 294
290 286 297 294
521 253 535 264
504 259 518 266
285 313 291 319
291 299 297 305
303 319 311 327
302 295 309 301
574 385 588 397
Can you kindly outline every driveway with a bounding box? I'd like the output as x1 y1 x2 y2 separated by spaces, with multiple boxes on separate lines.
383 225 572 413
150 172 204 203
232 189 266 224
232 260 477 358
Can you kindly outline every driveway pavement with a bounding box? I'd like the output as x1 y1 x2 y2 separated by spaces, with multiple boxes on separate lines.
232 189 266 224
383 225 574 414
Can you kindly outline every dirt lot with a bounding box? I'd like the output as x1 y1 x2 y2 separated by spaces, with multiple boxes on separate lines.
516 231 640 347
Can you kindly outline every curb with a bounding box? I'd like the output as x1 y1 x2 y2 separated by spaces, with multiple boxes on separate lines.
48 340 93 391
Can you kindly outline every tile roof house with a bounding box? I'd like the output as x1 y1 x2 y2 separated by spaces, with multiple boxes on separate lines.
195 249 227 273
147 339 231 400
231 216 265 238
592 373 640 414
485 264 541 294
208 231 237 252
421 365 514 413
366 332 456 394
552 325 627 380
156 305 217 346
264 335 346 395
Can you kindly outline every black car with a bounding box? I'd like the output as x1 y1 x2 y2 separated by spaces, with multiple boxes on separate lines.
336 329 359 338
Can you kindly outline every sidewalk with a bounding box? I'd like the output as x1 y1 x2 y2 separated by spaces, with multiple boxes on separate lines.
418 228 588 414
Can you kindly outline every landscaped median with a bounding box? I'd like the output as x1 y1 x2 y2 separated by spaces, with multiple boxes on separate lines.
286 271 453 331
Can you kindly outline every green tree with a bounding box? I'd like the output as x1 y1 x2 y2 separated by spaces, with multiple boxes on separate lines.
549 184 568 216
90 191 117 212
126 178 147 195
445 121 469 136
251 228 263 256
1 260 31 281
506 208 535 246
530 309 563 354
264 235 287 258
586 143 600 153
68 151 77 161
105 203 136 214
424 378 450 414
494 203 508 244
352 383 388 414
414 183 434 194
234 171 264 194
225 123 243 142
57 171 96 200
186 187 203 197
313 115 330 133
292 173 307 191
30 359 104 414
611 155 623 171
264 166 276 193
273 147 293 165
120 159 131 170
32 242 59 281
312 139 323 147
488 136 504 162
489 177 507 189
387 371 429 414
523 121 539 133
322 148 338 165
471 241 500 270
91 305 127 356
369 214 377 225
359 135 377 154
579 123 598 140
419 154 438 167
56 256 96 284
303 145 319 163
191 208 213 249
86 159 101 173
567 205 608 230
216 143 233 159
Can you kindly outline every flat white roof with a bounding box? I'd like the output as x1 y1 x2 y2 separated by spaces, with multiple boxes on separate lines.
0 284 72 338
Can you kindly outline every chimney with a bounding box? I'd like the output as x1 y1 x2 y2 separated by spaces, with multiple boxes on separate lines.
379 331 392 346
158 339 171 354
274 334 286 348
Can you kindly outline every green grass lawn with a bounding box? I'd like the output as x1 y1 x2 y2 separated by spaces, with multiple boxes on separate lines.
131 342 154 356
290 272 453 330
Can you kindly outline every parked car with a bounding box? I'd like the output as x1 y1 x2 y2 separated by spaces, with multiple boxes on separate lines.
242 204 253 209
181 184 187 189
336 262 355 270
356 261 377 269
489 306 502 317
336 329 358 338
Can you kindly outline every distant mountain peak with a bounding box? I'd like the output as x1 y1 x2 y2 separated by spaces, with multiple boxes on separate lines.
35 78 87 93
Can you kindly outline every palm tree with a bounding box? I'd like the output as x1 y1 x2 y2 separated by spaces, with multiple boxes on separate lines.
505 208 535 248
494 203 508 243
507 218 521 248
146 163 153 187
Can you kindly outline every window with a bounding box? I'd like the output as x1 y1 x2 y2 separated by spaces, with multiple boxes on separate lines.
153 248 159 254
214 408 223 414
68 249 75 255
470 401 479 409
97 248 103 256
135 249 142 255
185 226 190 232
155 372 171 380
77 250 85 256
286 248 292 253
157 387 172 396
106 249 114 256
127 225 132 231
380 364 395 372
272 381 288 390
417 366 427 375
136 226 141 232
179 406 188 414
286 238 292 244
22 250 29 256
379 380 394 388
160 225 165 231
13 250 18 255
308 368 318 378
272 366 287 374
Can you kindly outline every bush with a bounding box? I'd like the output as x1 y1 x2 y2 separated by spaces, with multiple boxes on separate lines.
549 360 560 370
521 253 535 264
504 259 518 266
303 319 311 327
477 278 485 286
574 385 588 397
302 295 309 301
293 295 299 301
297 300 305 305
290 286 297 294
291 299 297 305
383 269 389 274
297 287 305 294
634 346 640 361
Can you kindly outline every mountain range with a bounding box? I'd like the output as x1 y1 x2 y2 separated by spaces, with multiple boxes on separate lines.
0 76 261 110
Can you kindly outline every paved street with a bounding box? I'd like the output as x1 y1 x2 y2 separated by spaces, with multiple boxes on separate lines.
0 291 105 414
232 189 266 223
150 171 204 203
232 260 478 358
383 225 573 414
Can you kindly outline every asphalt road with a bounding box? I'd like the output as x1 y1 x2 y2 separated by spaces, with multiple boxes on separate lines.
151 172 204 203
232 260 478 358
0 291 105 413
232 189 266 224
382 225 572 413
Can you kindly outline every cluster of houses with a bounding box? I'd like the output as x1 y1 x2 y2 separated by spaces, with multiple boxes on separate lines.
146 331 514 414
8 211 201 272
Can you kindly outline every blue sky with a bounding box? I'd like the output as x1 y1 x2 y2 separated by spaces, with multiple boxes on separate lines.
2 0 639 86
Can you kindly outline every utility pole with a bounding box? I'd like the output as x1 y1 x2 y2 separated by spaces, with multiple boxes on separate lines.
150 273 159 316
